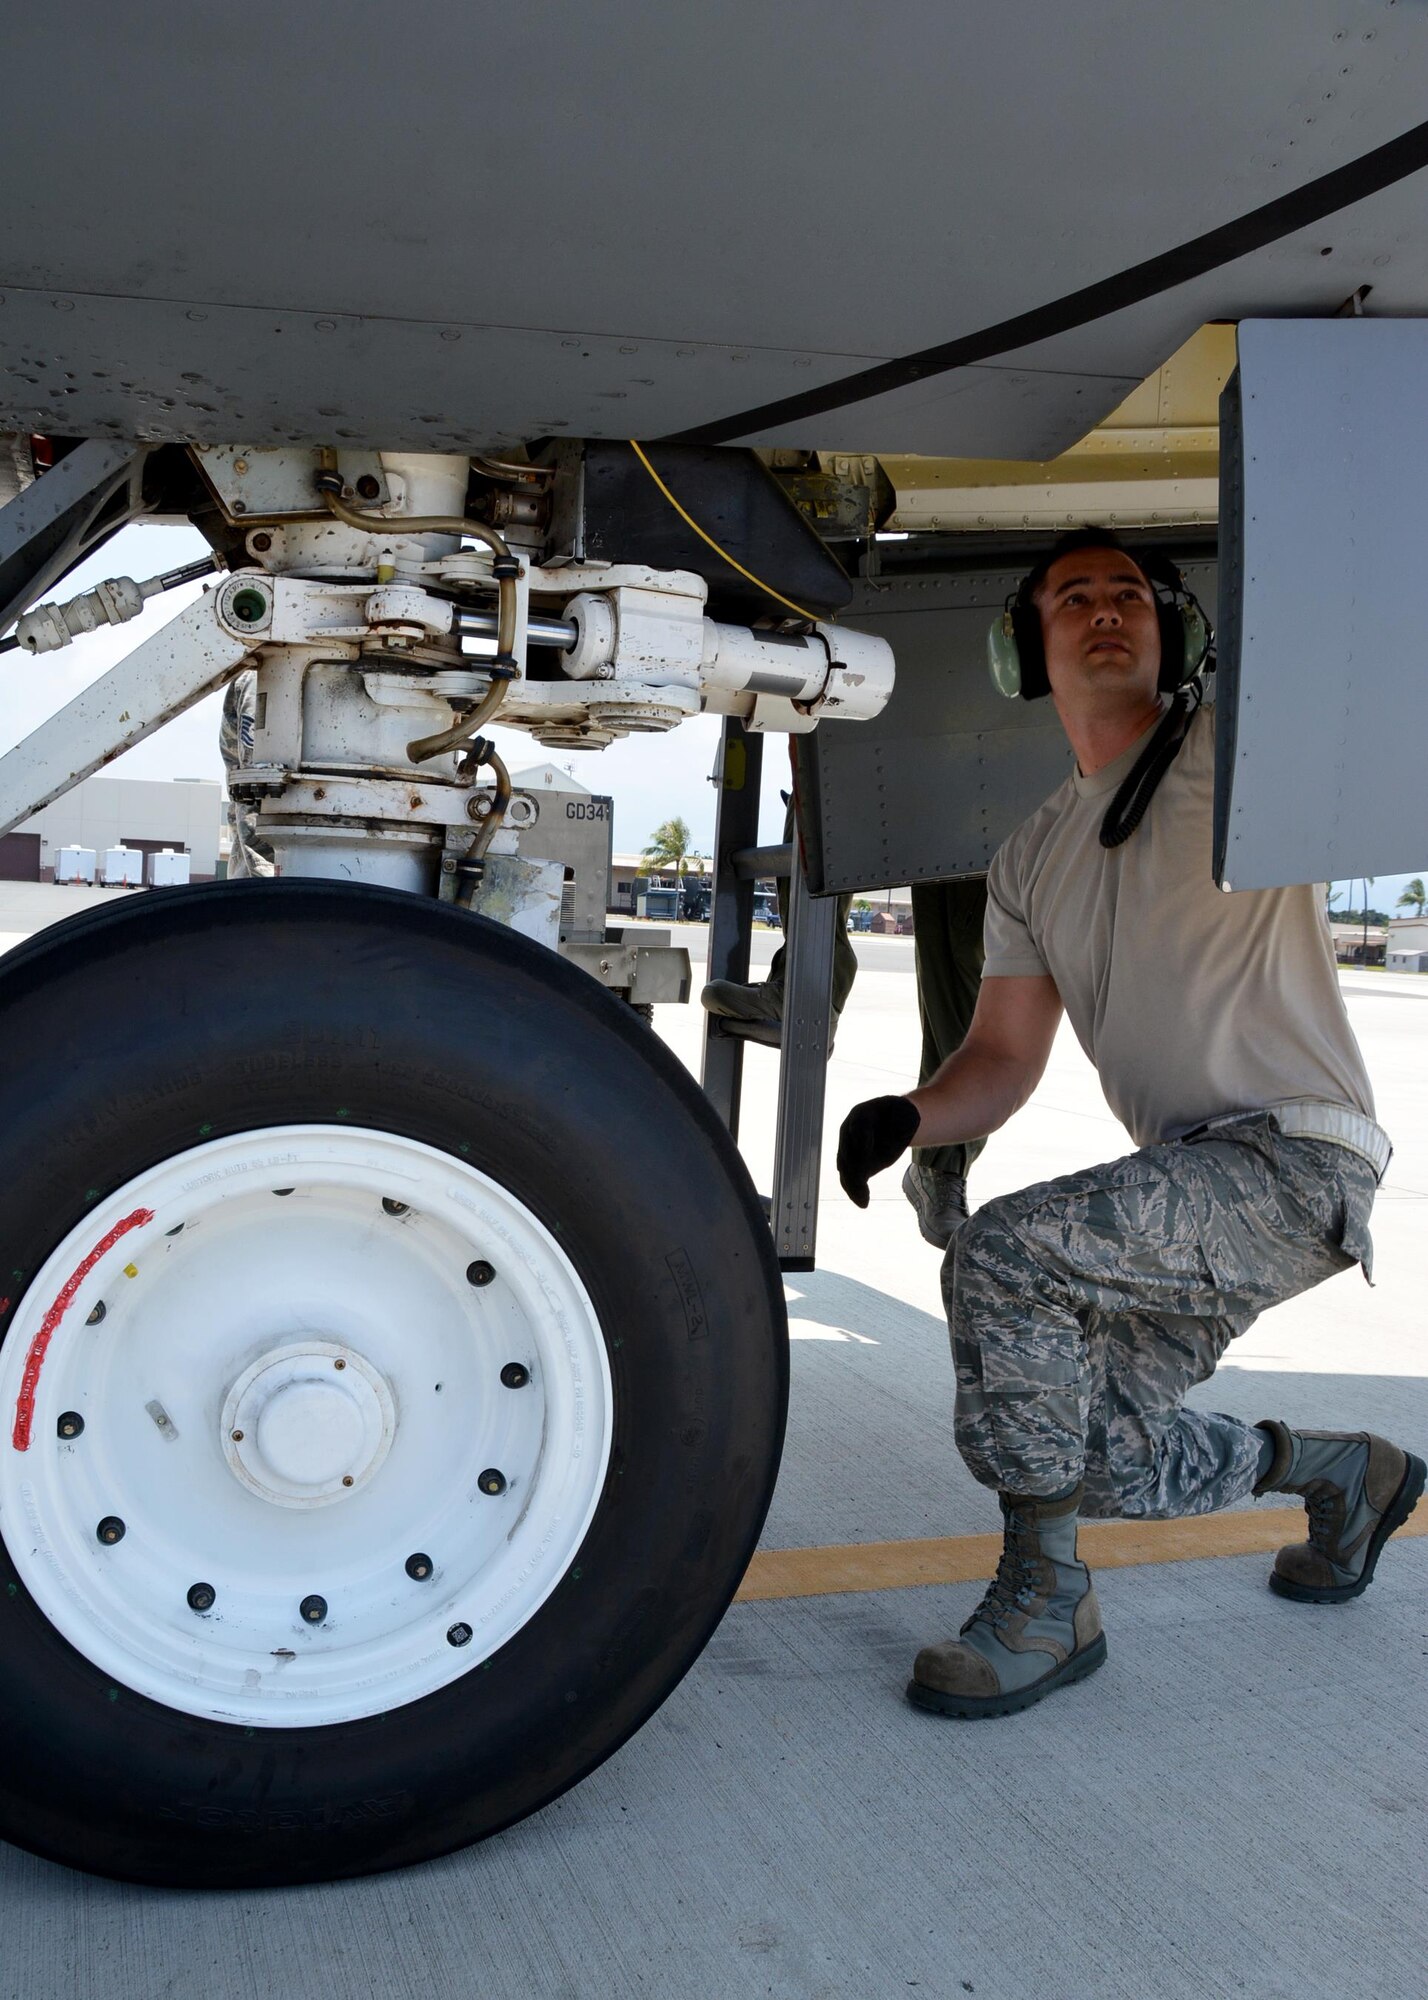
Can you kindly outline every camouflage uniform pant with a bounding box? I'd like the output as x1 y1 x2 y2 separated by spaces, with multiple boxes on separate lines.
943 1115 1378 1518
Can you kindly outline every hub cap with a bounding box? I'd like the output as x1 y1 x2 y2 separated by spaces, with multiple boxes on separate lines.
222 1342 395 1506
0 1127 612 1726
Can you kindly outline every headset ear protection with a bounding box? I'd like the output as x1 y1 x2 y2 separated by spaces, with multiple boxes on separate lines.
987 554 1211 700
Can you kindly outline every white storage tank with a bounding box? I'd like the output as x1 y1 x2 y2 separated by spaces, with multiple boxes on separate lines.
100 846 143 887
54 846 97 885
145 849 191 888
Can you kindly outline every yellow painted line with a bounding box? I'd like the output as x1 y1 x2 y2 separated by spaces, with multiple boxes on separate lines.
735 1505 1428 1603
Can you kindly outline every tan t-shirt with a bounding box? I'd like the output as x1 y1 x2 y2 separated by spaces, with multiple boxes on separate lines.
983 703 1374 1147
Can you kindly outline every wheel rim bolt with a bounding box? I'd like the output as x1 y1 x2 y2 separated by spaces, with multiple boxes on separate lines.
405 1553 433 1581
300 1595 328 1625
342 1474 354 1487
500 1362 529 1389
86 1300 106 1325
466 1260 496 1287
96 1516 125 1545
478 1468 507 1497
447 1623 473 1647
333 1358 347 1371
381 1198 409 1216
57 1411 84 1439
187 1582 216 1613
230 1428 244 1442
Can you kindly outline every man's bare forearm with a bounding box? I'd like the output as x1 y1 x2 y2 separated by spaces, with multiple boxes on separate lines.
906 1044 1039 1149
836 974 1060 1204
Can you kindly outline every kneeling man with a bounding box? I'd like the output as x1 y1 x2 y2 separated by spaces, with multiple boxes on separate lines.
837 527 1423 1718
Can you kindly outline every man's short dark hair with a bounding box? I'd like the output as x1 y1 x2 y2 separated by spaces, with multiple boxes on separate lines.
1020 526 1150 609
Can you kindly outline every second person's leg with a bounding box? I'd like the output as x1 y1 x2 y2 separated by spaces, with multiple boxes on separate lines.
904 876 987 1246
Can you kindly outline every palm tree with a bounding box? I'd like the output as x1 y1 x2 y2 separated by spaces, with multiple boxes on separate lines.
1397 877 1428 917
639 816 697 879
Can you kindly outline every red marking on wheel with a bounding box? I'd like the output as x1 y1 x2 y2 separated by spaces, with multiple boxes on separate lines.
10 1209 155 1452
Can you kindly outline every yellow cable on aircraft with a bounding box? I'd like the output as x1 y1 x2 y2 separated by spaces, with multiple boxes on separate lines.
626 439 822 624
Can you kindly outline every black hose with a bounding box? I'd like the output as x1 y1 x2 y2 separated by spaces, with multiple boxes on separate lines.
1099 684 1202 850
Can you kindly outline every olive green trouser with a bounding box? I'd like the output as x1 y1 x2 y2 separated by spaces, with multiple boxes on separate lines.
910 877 988 1182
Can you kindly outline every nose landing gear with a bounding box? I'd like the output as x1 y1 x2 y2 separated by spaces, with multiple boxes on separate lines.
0 881 786 1887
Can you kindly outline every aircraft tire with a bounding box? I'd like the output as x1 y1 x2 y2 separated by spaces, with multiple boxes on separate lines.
0 880 786 1887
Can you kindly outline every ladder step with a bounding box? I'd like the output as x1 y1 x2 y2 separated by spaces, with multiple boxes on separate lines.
729 842 792 881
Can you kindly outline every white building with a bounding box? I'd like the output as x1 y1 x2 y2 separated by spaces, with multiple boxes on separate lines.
1386 915 1428 971
1387 915 1428 950
508 762 590 795
6 776 223 880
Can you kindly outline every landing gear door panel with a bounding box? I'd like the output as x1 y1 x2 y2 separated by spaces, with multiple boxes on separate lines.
1214 319 1428 893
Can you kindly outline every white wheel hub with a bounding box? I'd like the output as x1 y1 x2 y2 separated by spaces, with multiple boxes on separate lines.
0 1126 612 1727
222 1342 395 1506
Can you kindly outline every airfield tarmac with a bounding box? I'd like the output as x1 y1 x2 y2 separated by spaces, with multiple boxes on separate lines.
0 887 1424 1999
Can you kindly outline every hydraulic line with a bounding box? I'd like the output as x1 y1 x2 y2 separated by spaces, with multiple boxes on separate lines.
406 676 510 766
314 466 523 761
455 739 513 910
471 454 552 485
315 477 519 661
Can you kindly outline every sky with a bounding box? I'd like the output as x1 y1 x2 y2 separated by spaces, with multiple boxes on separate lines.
5 520 1424 907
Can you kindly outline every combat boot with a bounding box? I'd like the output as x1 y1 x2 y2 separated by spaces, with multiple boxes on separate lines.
700 976 840 1054
700 976 785 1024
907 1486 1106 1718
699 976 786 1049
1256 1422 1425 1603
901 1163 969 1249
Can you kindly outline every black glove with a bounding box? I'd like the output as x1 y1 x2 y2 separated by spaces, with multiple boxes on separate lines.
837 1095 921 1208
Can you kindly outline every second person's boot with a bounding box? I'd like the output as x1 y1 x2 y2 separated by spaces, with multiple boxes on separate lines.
901 1163 969 1249
700 975 785 1044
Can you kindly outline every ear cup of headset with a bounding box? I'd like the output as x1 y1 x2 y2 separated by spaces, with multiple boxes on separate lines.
986 607 1024 699
1010 601 1050 700
1179 598 1211 680
985 599 1051 701
1154 591 1212 691
1154 599 1184 694
1144 556 1210 691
